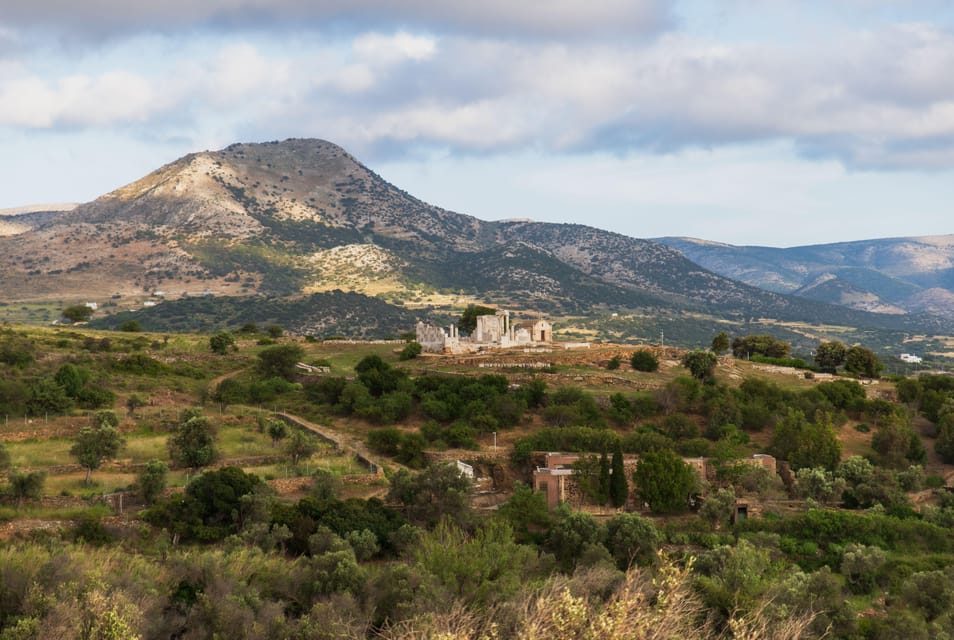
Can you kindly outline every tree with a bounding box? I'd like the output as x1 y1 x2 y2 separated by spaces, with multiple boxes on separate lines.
814 341 847 373
604 512 661 569
630 350 659 372
137 459 168 505
61 305 94 323
937 414 954 463
168 409 217 470
7 470 44 507
54 363 90 398
387 464 473 528
355 354 406 397
845 345 882 378
256 344 305 381
496 482 552 543
699 488 737 529
871 411 925 469
609 442 628 508
266 417 288 446
285 430 320 464
209 331 236 355
681 350 718 382
266 324 284 339
546 511 605 571
606 355 621 370
731 334 791 359
118 320 141 332
125 393 147 418
633 449 699 514
711 332 730 354
770 408 842 471
570 455 603 505
70 423 124 485
597 449 611 506
458 305 497 336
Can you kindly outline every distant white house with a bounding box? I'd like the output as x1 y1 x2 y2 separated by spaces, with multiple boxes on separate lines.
84 302 98 310
900 353 923 364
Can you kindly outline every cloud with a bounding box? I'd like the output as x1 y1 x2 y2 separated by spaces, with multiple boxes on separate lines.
5 12 954 171
0 0 673 41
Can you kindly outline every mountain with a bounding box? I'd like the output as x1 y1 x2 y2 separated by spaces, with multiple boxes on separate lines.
657 236 954 317
1 138 951 343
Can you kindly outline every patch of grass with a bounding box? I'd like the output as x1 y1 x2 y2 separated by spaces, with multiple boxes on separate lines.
44 473 137 497
0 503 114 522
7 439 74 468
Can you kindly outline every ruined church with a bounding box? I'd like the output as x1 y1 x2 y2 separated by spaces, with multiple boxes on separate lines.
416 310 553 354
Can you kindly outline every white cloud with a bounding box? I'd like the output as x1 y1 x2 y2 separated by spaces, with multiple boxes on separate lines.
353 32 437 64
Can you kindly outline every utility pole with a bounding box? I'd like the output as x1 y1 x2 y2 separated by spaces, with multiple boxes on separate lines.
660 331 664 348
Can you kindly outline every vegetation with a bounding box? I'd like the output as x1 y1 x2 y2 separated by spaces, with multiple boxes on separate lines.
0 323 949 636
630 349 659 372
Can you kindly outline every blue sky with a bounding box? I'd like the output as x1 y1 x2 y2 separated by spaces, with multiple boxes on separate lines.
1 0 953 246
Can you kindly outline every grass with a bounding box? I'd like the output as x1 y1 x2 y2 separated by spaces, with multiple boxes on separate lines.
45 473 137 497
0 503 114 522
7 438 74 468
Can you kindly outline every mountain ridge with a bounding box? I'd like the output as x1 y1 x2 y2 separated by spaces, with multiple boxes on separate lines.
2 138 951 345
657 235 954 317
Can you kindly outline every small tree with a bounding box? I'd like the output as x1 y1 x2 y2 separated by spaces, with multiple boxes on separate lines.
168 409 217 470
285 430 319 465
815 341 847 373
266 418 289 447
609 442 628 508
209 331 236 355
845 346 883 379
458 305 497 336
630 350 659 372
681 350 718 382
266 324 284 339
633 449 699 514
597 449 611 506
126 393 147 418
70 423 125 485
604 512 661 569
62 305 94 323
606 355 621 370
119 320 141 332
8 470 45 508
137 459 168 505
711 332 730 354
257 344 305 381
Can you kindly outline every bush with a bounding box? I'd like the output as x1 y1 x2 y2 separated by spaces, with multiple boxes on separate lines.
630 350 659 372
399 342 422 361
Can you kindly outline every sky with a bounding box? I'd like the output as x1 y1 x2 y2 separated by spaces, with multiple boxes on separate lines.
1 1 954 247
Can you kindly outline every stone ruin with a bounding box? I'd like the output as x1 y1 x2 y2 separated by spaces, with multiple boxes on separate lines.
416 309 553 354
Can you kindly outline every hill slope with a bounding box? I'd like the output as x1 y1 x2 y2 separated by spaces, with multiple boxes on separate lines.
659 235 954 318
1 139 950 340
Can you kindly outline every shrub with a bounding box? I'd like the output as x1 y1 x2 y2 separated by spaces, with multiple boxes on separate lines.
630 350 659 372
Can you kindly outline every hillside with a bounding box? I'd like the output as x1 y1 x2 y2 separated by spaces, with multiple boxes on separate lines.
1 324 954 637
659 235 954 317
1 139 952 344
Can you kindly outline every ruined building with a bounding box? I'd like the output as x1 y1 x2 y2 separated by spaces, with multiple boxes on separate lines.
416 310 553 354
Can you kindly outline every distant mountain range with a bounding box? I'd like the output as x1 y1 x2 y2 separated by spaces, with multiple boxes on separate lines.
657 236 954 318
0 138 951 348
